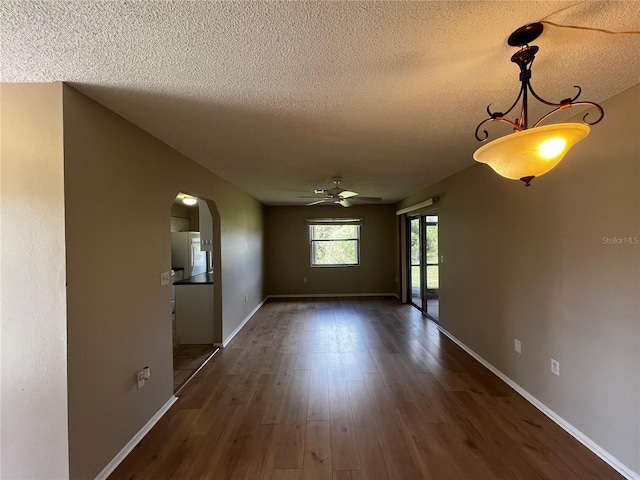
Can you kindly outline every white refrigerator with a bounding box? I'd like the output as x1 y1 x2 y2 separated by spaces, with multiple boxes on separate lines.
171 232 207 278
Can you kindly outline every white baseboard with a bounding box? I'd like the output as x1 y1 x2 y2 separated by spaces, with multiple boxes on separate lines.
437 326 639 480
267 293 398 298
94 396 178 480
222 298 268 347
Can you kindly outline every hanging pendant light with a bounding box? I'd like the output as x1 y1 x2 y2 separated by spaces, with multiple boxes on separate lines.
473 23 604 186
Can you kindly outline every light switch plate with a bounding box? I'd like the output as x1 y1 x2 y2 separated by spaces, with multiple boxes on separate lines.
137 371 146 388
160 271 170 285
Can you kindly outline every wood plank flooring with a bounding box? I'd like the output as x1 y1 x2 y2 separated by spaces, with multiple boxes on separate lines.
173 344 218 392
110 298 623 480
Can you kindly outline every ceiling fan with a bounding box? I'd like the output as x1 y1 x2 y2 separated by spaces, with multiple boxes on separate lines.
300 177 382 207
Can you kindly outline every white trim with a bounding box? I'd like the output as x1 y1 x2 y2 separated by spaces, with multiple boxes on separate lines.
222 298 268 347
437 326 640 480
94 396 178 480
267 293 398 299
306 218 362 226
396 197 437 216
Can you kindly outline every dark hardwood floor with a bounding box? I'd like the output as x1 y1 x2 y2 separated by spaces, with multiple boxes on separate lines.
110 297 623 479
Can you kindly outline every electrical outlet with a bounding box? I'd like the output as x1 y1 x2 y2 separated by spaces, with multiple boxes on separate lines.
245 294 248 302
514 339 521 354
160 271 170 285
551 359 560 376
303 277 308 283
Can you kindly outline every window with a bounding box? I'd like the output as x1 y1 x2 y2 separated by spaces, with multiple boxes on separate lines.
308 219 361 267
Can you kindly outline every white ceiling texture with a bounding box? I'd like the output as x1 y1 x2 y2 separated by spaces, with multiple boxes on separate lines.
2 1 639 205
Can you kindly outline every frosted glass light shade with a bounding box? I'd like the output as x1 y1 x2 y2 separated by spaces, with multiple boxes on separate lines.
473 123 590 182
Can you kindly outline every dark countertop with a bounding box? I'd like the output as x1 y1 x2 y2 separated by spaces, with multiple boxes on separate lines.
174 273 214 285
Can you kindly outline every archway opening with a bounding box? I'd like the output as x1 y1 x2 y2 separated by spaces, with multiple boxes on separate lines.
169 192 222 392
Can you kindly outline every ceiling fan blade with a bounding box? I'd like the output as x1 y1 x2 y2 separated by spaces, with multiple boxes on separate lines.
339 190 358 199
307 200 327 206
299 195 329 199
353 196 382 202
339 199 353 207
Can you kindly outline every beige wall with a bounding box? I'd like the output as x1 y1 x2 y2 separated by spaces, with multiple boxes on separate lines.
0 84 69 478
59 84 264 479
0 83 264 478
396 84 640 473
170 202 190 219
265 205 397 296
170 201 199 231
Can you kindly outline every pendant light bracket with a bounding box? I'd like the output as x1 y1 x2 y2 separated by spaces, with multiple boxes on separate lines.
508 22 544 47
475 22 604 143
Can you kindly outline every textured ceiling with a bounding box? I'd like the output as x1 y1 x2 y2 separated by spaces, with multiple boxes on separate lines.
2 1 639 204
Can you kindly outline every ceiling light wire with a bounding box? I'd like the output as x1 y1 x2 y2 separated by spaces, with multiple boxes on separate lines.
539 20 640 36
536 1 640 35
537 1 586 22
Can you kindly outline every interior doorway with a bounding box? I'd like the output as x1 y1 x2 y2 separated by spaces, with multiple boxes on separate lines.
170 192 222 392
407 214 439 322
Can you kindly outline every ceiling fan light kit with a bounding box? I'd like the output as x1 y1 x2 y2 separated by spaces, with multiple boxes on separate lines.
473 22 604 187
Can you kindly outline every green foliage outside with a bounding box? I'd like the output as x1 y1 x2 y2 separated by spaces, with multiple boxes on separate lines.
426 225 438 264
410 218 439 289
311 225 359 265
410 219 421 264
412 265 439 289
312 224 357 240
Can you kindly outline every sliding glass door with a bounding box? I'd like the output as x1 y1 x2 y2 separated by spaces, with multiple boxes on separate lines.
407 214 439 321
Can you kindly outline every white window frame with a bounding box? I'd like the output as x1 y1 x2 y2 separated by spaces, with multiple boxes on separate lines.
307 218 362 267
